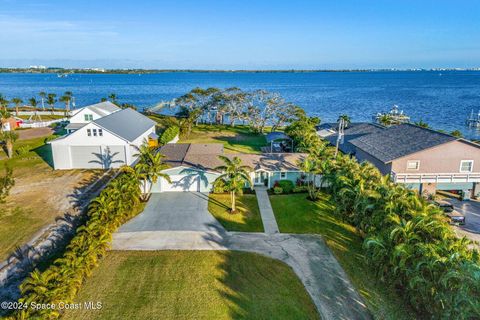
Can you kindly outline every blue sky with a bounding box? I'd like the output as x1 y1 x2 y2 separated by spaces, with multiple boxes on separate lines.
0 0 479 69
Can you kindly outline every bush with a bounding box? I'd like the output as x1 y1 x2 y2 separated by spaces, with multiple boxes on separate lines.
273 187 283 194
277 180 294 193
292 185 308 193
213 179 226 193
160 126 180 144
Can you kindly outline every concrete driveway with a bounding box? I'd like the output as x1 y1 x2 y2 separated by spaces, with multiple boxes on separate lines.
446 198 480 244
118 192 225 233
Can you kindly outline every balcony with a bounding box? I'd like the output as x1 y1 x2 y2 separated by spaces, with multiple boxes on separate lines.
391 171 480 184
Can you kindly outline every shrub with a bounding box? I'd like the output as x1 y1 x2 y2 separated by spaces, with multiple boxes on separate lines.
292 185 308 193
273 187 283 194
213 179 226 193
160 125 180 144
277 180 294 193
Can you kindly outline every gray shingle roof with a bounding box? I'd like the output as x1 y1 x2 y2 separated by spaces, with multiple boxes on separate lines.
319 122 384 154
94 108 156 142
349 123 457 163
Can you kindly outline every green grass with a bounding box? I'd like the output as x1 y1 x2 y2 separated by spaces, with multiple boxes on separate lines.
180 124 267 154
0 135 53 169
270 193 416 320
208 193 263 232
62 251 319 320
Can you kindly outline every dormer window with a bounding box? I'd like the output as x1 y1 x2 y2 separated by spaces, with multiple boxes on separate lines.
407 160 420 170
84 114 93 121
460 160 473 173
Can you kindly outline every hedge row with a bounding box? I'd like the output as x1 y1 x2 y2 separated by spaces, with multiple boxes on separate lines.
160 125 179 144
13 171 143 319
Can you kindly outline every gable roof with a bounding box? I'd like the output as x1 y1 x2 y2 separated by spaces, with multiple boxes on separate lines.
349 123 457 163
73 101 121 117
159 143 305 172
93 108 156 142
319 122 384 154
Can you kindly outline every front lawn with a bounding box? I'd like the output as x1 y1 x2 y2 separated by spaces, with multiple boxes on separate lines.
62 251 318 320
208 193 263 232
270 193 416 320
0 132 101 260
180 124 266 154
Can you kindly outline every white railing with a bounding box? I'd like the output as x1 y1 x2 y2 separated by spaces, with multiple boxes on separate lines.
19 118 68 128
16 111 73 116
392 171 480 184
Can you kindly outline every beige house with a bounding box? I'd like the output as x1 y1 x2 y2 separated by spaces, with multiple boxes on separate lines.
319 123 480 199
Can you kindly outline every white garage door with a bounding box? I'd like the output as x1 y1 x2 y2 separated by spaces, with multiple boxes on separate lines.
71 146 103 169
70 146 126 169
161 174 200 192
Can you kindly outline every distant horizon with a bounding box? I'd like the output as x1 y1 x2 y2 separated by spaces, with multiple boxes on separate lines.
1 1 479 69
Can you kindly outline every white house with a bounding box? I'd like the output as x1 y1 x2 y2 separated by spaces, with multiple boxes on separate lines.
65 101 121 133
50 107 157 170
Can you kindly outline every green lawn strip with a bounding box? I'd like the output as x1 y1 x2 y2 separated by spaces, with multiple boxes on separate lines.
180 124 266 154
0 135 54 169
270 193 416 320
208 193 264 232
62 251 319 320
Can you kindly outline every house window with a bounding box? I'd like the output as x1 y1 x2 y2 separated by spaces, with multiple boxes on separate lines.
406 160 420 170
98 129 103 136
92 129 97 136
460 160 474 173
84 114 93 121
280 172 287 179
87 129 91 137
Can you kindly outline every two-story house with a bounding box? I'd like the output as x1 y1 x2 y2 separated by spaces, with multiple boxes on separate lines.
65 101 121 133
50 107 157 170
318 123 480 199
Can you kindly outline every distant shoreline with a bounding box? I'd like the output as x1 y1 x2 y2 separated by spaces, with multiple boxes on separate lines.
1 68 479 75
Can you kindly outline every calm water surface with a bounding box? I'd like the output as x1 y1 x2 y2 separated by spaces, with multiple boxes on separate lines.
0 71 479 138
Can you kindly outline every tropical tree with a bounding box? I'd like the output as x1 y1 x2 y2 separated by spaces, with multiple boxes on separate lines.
0 94 9 112
47 93 57 113
39 91 47 110
337 114 351 127
450 130 463 138
108 93 118 104
1 130 19 158
59 93 72 114
414 119 429 128
11 97 23 116
28 97 38 109
213 155 252 213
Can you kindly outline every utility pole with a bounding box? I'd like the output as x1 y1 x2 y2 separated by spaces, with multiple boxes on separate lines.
334 118 345 158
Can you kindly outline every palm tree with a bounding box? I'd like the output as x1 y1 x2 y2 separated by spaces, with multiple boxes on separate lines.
1 130 19 158
0 94 9 112
11 97 23 116
213 155 252 213
108 93 117 104
337 114 351 128
47 93 56 113
28 97 38 109
39 91 46 110
59 94 72 113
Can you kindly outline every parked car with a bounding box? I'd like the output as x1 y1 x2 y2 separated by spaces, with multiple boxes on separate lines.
432 200 466 225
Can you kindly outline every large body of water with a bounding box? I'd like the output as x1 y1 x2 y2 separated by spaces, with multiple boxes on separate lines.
1 71 480 138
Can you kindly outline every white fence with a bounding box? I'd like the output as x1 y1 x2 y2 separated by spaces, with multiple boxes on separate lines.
19 118 68 128
16 111 72 116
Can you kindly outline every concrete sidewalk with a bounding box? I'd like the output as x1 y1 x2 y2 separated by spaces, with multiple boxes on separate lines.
113 231 371 320
254 186 280 234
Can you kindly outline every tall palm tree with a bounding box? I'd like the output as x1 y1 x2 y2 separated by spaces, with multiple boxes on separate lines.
337 114 351 128
47 93 56 113
108 93 117 104
28 97 38 109
214 155 252 213
11 97 23 116
1 130 19 158
39 91 47 110
59 94 72 113
0 94 9 112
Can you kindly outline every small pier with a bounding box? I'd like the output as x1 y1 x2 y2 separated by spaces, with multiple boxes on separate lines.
466 110 480 128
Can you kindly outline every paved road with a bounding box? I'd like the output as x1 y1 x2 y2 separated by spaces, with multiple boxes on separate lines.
445 198 480 244
254 186 279 234
118 192 225 233
114 192 371 320
113 231 370 320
